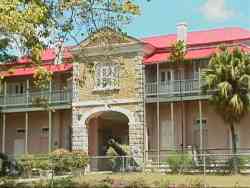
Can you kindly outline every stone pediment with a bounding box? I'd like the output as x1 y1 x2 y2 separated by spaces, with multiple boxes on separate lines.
79 27 141 48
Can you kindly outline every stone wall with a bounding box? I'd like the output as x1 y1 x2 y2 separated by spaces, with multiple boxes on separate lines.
71 43 145 164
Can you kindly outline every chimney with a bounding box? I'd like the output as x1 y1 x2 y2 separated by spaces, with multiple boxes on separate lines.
54 38 64 64
176 22 188 43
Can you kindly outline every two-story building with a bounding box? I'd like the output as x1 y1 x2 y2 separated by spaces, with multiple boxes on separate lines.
1 25 250 168
0 48 73 155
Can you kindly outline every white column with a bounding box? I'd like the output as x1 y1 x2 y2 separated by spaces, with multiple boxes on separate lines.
143 67 148 162
25 112 28 154
171 102 174 147
48 110 52 152
199 100 203 152
2 113 5 153
26 79 29 105
3 81 6 105
156 63 160 166
198 67 203 152
49 80 52 104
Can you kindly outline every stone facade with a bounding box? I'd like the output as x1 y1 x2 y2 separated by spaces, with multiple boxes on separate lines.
71 36 145 163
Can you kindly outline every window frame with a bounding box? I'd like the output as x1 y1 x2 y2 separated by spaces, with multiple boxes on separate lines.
94 63 119 91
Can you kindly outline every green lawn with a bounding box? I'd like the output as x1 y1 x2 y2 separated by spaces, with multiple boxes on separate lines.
75 173 250 187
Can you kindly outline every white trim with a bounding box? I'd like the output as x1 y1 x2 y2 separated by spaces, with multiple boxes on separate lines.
80 106 135 125
72 43 144 57
72 98 141 107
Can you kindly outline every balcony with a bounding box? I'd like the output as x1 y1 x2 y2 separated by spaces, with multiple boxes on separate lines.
0 89 72 107
145 79 202 97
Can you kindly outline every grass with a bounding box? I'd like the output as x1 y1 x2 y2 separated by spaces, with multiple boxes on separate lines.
74 173 250 187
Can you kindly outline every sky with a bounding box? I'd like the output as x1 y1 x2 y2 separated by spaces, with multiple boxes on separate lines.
124 0 250 38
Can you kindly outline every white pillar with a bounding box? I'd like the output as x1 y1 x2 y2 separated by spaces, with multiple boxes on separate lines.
3 81 6 105
199 100 203 152
143 67 148 162
156 63 160 166
198 67 203 152
48 110 52 152
26 79 29 105
2 113 5 153
49 80 52 103
25 112 28 154
171 102 174 147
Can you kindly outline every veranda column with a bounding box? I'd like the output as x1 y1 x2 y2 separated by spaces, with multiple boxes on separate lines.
199 100 203 152
171 102 174 147
25 112 29 154
26 79 29 105
2 113 5 153
198 67 203 152
156 63 160 166
143 66 148 162
48 110 52 152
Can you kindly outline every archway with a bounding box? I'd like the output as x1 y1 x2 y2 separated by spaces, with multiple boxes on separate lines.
82 107 134 171
87 111 129 157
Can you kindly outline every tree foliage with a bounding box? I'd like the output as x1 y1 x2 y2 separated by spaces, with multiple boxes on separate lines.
202 46 250 124
0 0 140 64
169 40 187 64
202 46 250 173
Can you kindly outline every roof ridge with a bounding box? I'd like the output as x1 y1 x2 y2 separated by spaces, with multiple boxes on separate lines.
141 27 248 40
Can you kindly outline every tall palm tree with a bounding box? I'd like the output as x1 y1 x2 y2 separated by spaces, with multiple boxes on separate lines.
202 46 250 173
169 40 187 151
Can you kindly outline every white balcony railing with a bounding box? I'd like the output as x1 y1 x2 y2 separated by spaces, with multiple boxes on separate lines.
145 79 201 96
0 89 72 107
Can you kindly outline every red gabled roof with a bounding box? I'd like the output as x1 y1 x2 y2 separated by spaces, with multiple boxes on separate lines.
16 47 73 65
144 44 250 64
142 27 250 49
1 63 73 78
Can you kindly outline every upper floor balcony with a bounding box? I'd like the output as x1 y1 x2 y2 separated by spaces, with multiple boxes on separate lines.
145 79 202 97
0 89 72 108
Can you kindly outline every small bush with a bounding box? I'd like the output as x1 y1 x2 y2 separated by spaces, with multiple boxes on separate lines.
166 152 193 174
71 150 89 169
225 156 249 174
50 149 73 173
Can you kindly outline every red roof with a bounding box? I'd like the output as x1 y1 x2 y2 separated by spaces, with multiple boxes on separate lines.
8 47 73 65
144 45 250 64
142 27 250 49
1 63 73 77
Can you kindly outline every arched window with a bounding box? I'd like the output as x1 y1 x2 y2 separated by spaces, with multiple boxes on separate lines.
95 63 119 90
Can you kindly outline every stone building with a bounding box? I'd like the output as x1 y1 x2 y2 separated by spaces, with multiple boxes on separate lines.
1 26 250 169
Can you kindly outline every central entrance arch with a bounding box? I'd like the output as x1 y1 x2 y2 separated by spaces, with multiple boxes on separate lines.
87 111 129 157
80 106 135 171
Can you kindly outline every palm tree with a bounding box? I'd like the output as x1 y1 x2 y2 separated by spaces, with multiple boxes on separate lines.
202 46 250 173
169 40 187 151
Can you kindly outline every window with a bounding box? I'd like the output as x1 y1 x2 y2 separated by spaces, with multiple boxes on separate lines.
95 63 119 90
193 119 208 150
7 82 25 95
17 128 25 134
41 127 49 137
160 69 173 82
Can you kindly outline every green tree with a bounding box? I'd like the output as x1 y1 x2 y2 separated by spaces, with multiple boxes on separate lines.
169 40 187 151
0 0 140 64
202 46 250 174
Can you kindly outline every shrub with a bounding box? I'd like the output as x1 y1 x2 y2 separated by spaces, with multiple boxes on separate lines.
50 149 73 173
166 152 193 174
225 156 249 174
17 154 35 177
71 150 89 169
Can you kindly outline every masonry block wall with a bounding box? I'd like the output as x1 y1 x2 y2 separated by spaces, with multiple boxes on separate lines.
71 41 145 163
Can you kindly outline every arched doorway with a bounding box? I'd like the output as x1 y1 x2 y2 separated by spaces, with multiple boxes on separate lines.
87 111 129 156
86 110 129 171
